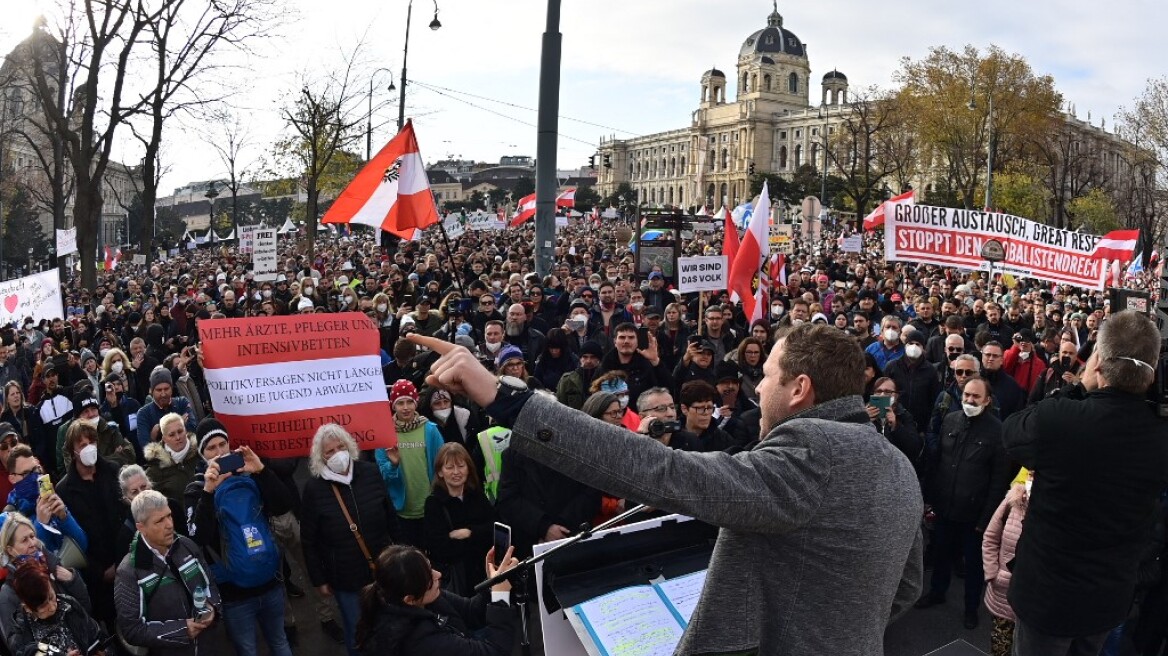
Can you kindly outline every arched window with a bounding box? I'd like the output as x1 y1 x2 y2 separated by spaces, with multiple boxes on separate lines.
667 187 674 205
669 157 676 177
635 162 641 179
721 149 729 170
720 183 728 206
751 74 758 93
677 186 684 207
779 146 788 169
706 183 716 205
810 143 819 170
709 150 716 170
627 161 633 177
680 156 686 175
794 144 802 168
650 188 656 203
763 74 771 91
788 72 798 93
661 158 667 178
742 73 749 94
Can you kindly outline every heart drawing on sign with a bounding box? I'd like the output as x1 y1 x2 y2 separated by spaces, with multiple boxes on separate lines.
3 295 18 313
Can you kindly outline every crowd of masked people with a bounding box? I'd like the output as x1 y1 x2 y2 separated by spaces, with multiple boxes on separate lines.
0 218 1161 656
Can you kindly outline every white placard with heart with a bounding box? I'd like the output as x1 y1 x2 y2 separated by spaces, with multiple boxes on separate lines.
0 269 64 326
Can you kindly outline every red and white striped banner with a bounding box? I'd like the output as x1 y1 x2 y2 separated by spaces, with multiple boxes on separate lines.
197 314 395 457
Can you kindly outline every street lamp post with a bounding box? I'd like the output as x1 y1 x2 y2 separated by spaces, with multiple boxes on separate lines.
970 86 994 210
817 105 830 226
367 68 396 160
397 0 441 132
205 181 220 240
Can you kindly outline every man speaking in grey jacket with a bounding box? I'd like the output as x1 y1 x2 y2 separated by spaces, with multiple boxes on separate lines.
410 322 922 655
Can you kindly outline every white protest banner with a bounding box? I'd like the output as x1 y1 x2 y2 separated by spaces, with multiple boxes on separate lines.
769 224 793 254
55 228 77 257
132 254 147 265
467 211 505 231
238 225 257 254
0 269 63 325
677 256 727 293
198 314 395 457
885 204 1107 290
841 235 863 253
253 229 278 281
555 215 568 228
443 216 465 239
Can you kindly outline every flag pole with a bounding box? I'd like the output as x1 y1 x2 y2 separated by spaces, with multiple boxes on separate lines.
436 221 468 300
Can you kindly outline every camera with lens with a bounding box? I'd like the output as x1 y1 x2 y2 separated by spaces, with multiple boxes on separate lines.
647 419 681 438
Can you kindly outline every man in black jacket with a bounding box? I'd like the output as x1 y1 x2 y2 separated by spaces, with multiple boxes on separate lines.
915 376 1009 630
979 341 1026 420
184 418 294 656
1003 311 1168 655
597 323 670 405
885 331 941 433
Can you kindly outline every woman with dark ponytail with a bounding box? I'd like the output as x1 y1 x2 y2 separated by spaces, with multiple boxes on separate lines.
355 544 518 655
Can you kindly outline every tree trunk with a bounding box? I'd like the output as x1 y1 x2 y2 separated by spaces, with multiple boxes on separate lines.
74 185 102 290
304 183 319 255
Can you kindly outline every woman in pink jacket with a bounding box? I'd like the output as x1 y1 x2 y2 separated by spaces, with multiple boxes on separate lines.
982 473 1032 656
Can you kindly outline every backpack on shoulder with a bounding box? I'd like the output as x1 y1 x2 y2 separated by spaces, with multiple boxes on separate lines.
209 475 281 588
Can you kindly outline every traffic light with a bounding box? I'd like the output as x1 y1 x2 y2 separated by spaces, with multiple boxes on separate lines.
749 162 756 175
588 155 596 168
603 154 612 169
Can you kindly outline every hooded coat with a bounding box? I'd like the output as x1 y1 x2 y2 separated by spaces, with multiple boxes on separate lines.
982 482 1029 621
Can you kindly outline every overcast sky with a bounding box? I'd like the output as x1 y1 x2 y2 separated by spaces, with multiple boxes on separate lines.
2 0 1165 196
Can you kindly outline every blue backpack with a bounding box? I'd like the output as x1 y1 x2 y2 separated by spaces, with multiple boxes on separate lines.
209 475 280 588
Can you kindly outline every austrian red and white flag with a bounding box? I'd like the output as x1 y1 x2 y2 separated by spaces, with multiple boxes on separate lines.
729 182 771 321
510 189 576 227
322 120 438 240
1090 229 1140 262
862 190 915 231
104 246 121 271
198 314 395 458
772 253 787 287
721 206 741 301
509 193 536 227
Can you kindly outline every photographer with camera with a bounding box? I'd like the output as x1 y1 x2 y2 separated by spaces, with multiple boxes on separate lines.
1002 311 1168 654
1028 339 1081 403
633 388 698 451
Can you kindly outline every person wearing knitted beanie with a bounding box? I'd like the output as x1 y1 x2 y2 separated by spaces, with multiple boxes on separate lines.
376 378 443 547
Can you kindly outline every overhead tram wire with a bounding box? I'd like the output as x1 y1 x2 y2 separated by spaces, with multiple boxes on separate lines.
410 80 643 142
409 83 600 149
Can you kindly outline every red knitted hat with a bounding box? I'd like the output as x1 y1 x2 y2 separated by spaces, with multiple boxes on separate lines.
389 379 419 406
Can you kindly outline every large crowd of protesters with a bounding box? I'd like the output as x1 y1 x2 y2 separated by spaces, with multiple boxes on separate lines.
0 214 1162 656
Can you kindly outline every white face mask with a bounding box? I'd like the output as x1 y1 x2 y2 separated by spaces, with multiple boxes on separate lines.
433 408 452 421
99 348 110 359
616 395 629 409
905 344 923 359
567 316 588 331
883 328 900 343
376 304 388 313
302 287 313 296
485 341 502 353
771 305 784 318
262 290 272 299
1018 350 1031 361
78 443 98 467
111 361 124 374
326 450 351 475
631 302 644 311
962 402 985 418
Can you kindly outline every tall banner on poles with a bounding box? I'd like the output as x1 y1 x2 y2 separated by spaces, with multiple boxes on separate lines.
198 314 395 458
252 229 278 282
884 204 1110 290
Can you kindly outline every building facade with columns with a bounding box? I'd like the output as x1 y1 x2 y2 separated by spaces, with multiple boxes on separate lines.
596 5 850 211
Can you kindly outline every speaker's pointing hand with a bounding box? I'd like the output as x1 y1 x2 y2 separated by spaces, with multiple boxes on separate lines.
406 334 500 408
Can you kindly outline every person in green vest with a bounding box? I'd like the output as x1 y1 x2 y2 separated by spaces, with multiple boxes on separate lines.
375 379 444 548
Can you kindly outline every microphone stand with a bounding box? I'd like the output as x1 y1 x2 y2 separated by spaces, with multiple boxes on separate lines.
475 503 652 654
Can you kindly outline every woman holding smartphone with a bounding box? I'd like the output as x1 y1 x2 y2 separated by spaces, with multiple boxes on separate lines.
354 544 519 656
867 377 923 468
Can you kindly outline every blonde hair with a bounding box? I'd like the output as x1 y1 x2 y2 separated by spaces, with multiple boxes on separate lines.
0 512 39 566
158 413 185 438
